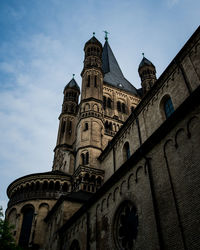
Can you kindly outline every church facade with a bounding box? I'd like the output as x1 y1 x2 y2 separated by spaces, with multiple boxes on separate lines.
6 26 200 250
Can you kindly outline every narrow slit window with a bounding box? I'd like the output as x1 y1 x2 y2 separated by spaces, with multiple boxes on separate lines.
94 76 97 87
87 75 90 87
164 97 174 118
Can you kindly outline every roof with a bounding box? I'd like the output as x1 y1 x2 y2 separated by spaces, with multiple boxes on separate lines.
138 56 155 69
102 41 139 95
64 78 80 92
84 36 102 49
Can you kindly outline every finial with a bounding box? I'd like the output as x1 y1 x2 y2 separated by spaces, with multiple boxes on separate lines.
72 74 75 79
103 30 109 41
142 53 144 58
93 32 95 36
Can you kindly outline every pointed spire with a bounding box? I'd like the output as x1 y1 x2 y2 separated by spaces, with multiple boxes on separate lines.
138 56 155 69
64 77 80 92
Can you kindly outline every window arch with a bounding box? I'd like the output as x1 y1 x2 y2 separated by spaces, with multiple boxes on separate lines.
117 101 121 112
81 152 89 165
123 142 130 162
164 97 174 118
160 95 174 119
19 205 35 247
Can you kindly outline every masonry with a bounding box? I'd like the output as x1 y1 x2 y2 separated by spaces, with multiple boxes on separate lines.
6 26 200 250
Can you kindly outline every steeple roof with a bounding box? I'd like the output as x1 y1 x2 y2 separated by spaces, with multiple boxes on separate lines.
84 35 102 49
139 57 155 69
64 78 80 92
102 41 139 95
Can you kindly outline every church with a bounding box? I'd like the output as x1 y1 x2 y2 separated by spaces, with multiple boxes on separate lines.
6 26 200 250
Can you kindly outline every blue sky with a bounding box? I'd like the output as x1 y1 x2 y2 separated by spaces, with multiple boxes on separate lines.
0 0 199 214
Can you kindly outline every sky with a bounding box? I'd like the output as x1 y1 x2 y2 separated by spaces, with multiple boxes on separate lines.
0 0 199 214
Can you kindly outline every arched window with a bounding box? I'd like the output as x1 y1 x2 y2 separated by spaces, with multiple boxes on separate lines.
81 153 85 165
87 75 90 87
19 205 34 247
122 103 126 113
117 101 121 112
107 98 112 108
164 97 174 118
123 142 130 162
84 122 88 131
85 152 89 164
94 75 97 87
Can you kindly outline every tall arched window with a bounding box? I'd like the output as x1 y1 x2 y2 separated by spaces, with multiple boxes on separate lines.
19 205 34 247
122 103 126 113
164 97 174 118
117 101 121 112
94 75 97 87
81 153 85 165
85 152 89 164
87 75 90 87
107 98 112 108
123 142 130 162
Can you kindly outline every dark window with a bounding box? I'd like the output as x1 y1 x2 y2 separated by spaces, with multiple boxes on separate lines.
19 206 34 247
131 106 135 113
81 153 85 165
164 97 174 118
117 101 121 112
87 75 90 87
84 122 88 131
107 98 112 108
94 76 97 87
114 201 138 250
122 103 126 113
70 240 80 250
123 142 130 161
85 152 89 164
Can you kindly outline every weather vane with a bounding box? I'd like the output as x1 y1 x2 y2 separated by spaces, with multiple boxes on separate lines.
103 30 109 41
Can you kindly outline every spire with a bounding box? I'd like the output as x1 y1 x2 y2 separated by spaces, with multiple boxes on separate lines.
102 40 139 95
138 56 155 70
64 78 80 92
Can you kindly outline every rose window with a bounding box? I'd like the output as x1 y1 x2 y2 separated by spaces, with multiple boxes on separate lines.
114 201 138 250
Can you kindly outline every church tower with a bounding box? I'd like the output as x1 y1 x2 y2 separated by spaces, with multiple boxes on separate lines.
53 77 80 174
73 34 105 192
138 55 157 95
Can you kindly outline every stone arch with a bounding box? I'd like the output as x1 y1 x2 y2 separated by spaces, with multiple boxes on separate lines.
120 180 127 195
107 193 112 208
187 115 199 138
84 103 90 111
174 128 186 148
135 166 144 183
93 104 99 112
101 198 106 212
128 173 134 189
113 187 119 201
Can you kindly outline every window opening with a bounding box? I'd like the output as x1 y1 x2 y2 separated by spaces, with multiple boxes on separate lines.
117 101 121 112
164 97 174 118
87 75 90 87
94 75 97 87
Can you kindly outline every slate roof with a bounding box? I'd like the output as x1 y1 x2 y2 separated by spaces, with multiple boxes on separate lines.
64 78 80 92
139 57 155 69
102 41 139 96
84 36 102 49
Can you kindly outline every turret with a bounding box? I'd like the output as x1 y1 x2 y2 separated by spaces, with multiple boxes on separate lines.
52 77 80 173
138 55 157 95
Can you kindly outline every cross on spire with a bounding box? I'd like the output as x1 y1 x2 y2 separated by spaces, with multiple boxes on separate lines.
142 53 144 58
93 32 95 36
103 30 109 41
72 74 75 79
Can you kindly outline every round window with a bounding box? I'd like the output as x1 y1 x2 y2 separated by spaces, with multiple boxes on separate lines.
113 201 138 250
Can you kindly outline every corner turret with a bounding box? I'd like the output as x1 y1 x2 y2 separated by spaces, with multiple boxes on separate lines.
138 55 157 95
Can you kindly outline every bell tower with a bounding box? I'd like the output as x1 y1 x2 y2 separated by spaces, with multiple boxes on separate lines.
138 55 157 95
73 34 104 193
53 77 80 173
